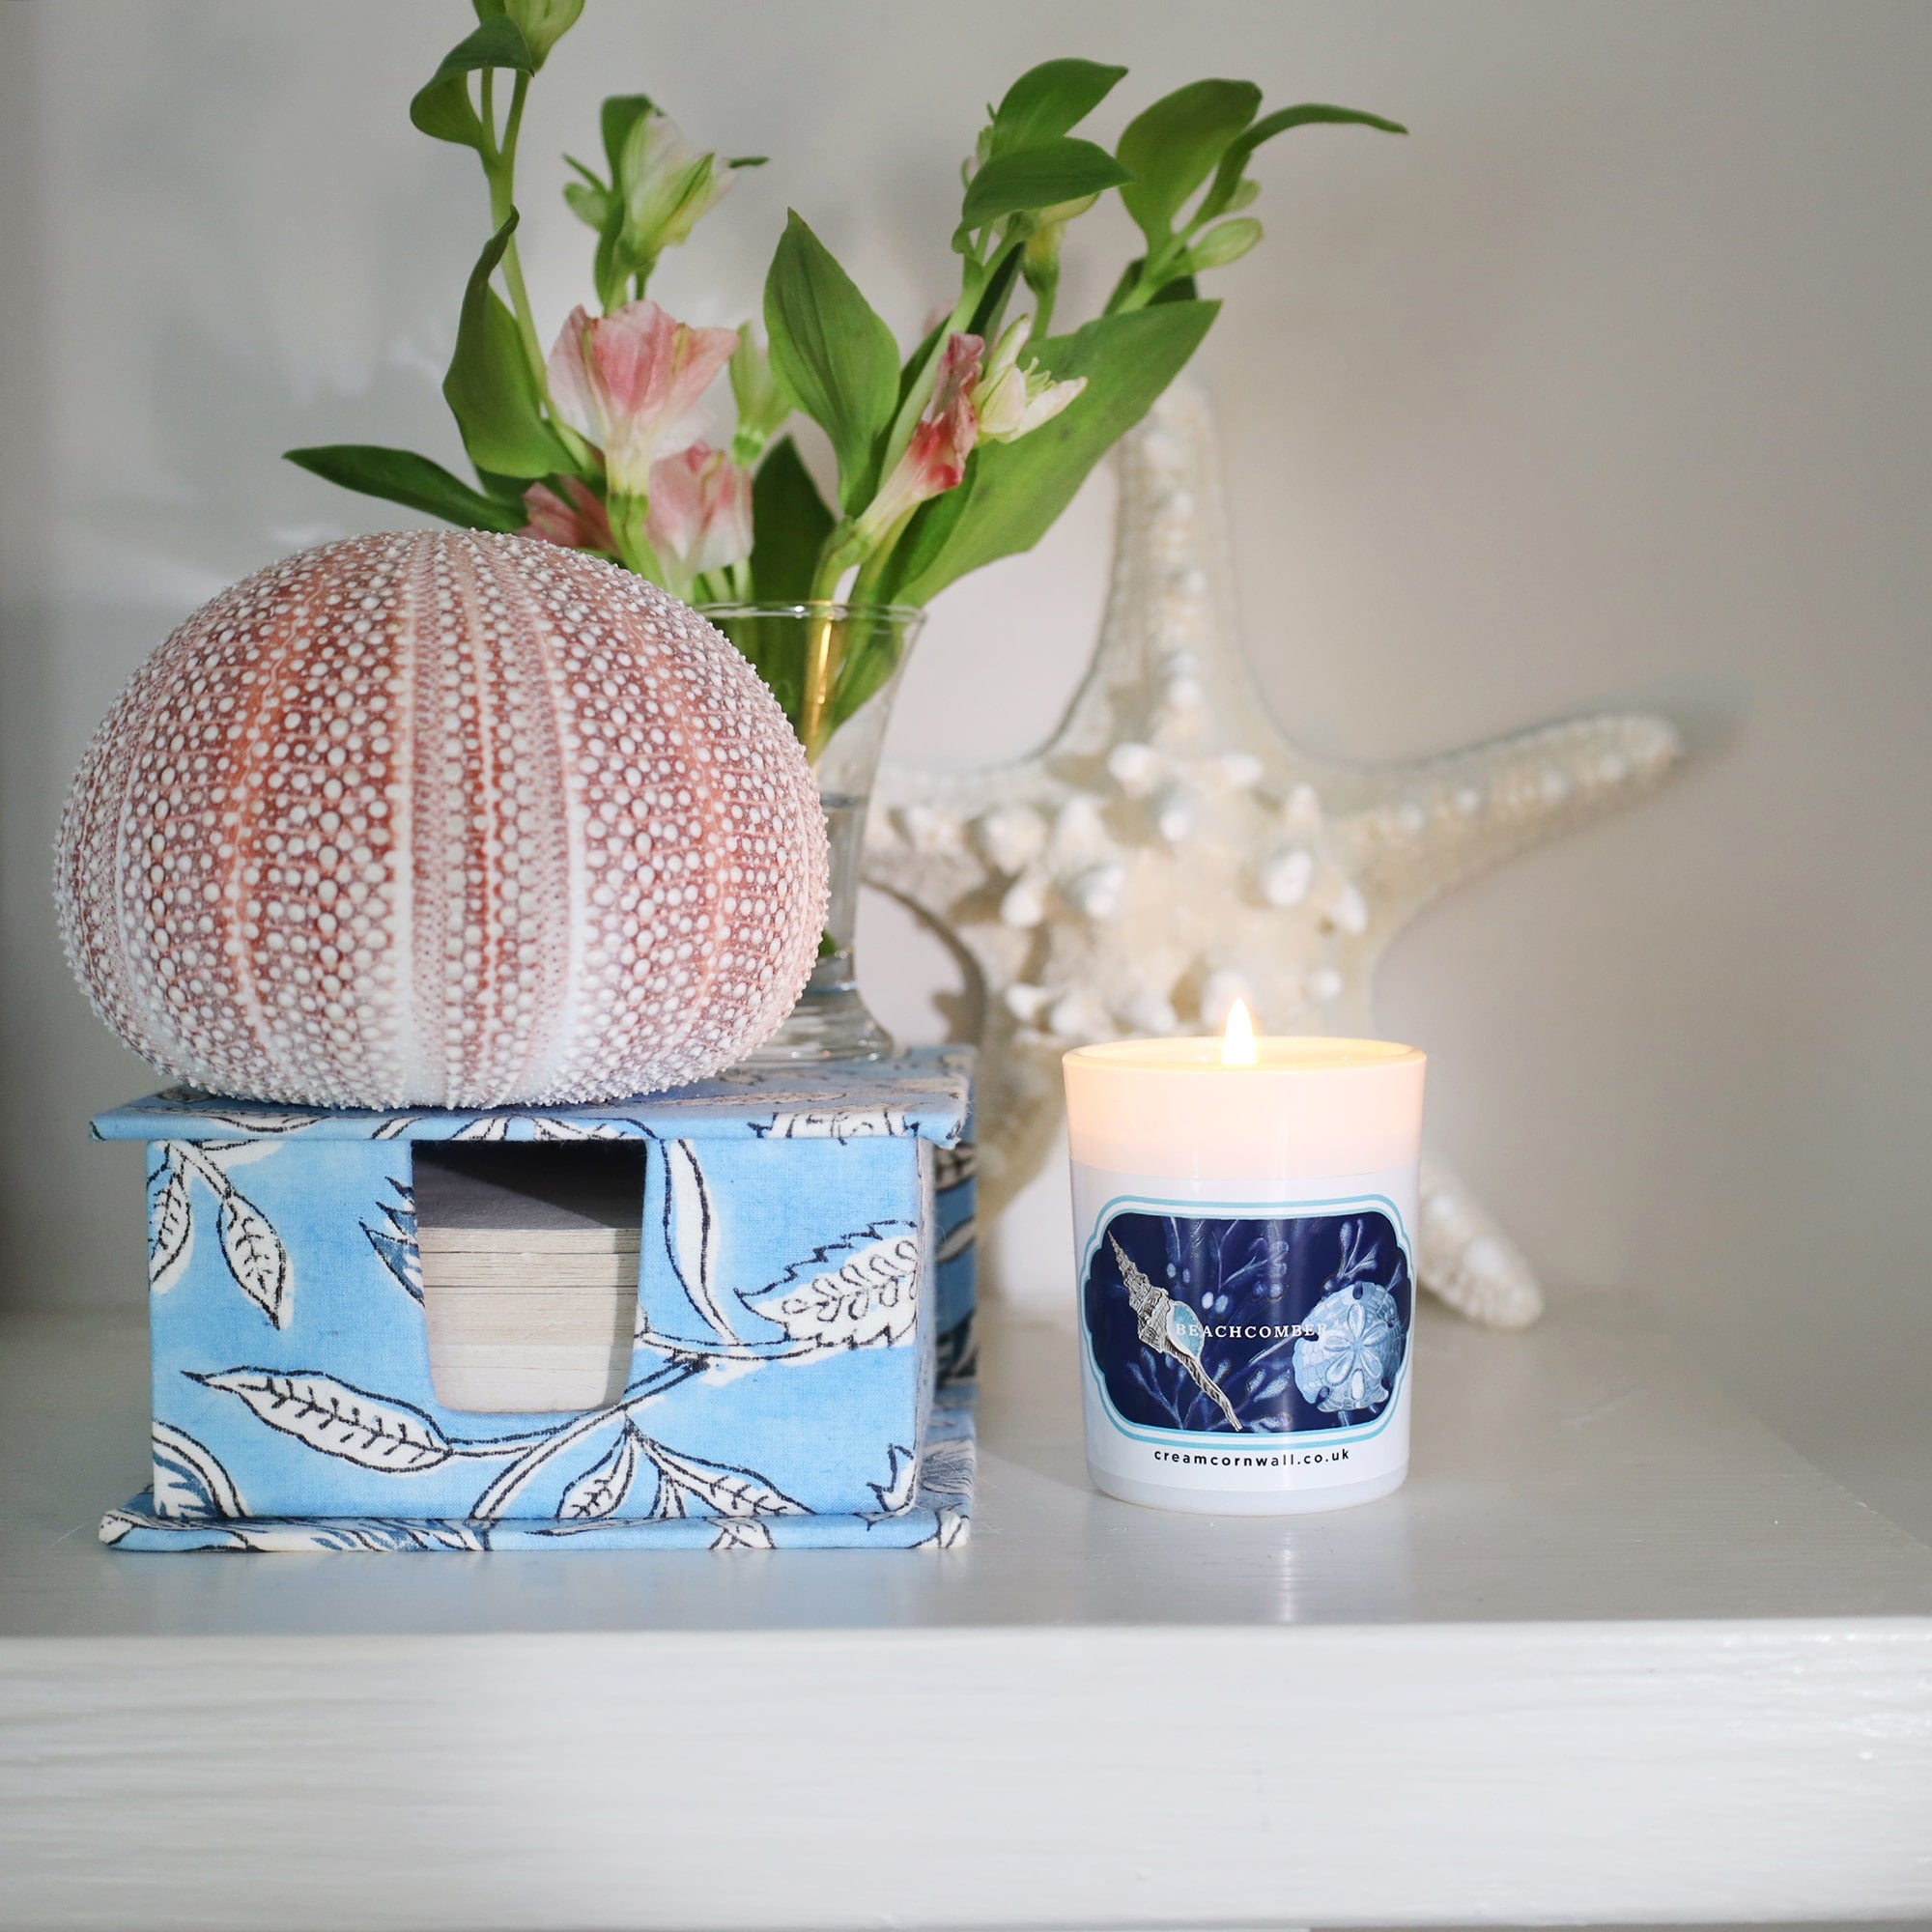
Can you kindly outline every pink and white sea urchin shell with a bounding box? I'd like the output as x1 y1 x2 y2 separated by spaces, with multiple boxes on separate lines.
54 531 828 1108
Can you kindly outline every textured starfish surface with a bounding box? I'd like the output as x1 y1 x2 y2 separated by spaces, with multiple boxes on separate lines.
867 383 1682 1327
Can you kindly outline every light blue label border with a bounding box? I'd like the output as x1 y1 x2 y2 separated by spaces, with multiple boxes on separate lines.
1078 1190 1414 1450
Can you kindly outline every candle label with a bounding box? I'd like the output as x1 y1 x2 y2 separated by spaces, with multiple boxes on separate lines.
1075 1171 1415 1495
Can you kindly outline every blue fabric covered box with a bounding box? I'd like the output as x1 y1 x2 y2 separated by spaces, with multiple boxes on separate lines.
94 1048 975 1552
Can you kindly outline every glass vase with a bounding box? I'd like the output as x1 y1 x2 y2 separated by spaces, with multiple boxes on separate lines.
699 602 925 1063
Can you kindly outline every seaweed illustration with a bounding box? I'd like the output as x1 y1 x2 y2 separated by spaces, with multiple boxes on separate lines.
189 1136 927 1530
147 1142 292 1326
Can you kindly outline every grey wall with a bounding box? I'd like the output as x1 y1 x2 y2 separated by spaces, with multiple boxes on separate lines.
3 3 1927 1523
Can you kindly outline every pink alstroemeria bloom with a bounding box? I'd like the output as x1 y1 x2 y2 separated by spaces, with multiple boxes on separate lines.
854 331 985 548
522 477 616 554
545 300 738 497
973 316 1087 444
644 443 753 585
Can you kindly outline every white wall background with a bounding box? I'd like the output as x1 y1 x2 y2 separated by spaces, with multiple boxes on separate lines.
2 2 1927 1528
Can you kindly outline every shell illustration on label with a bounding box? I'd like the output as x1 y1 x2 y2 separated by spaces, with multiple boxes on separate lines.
1109 1235 1241 1430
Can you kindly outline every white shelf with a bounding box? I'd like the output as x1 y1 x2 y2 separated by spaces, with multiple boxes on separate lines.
3 1297 1929 1929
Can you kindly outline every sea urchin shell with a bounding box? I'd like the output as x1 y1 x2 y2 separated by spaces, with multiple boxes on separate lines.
55 531 827 1107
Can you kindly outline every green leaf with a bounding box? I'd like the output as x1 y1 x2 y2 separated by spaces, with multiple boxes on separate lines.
891 299 1219 605
1116 78 1260 246
988 58 1128 156
706 440 838 721
1198 101 1406 222
562 177 611 230
601 95 654 177
442 215 574 478
475 467 540 505
828 606 914 731
960 137 1131 230
763 212 900 515
750 438 835 606
870 470 973 605
410 16 536 152
283 445 526 532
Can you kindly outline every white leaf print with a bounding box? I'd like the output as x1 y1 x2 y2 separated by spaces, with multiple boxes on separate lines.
867 1444 918 1516
639 1439 806 1518
521 1117 640 1142
558 1426 644 1520
216 1191 291 1327
649 1472 688 1520
452 1116 512 1141
710 1519 775 1550
158 1104 328 1135
749 1223 921 1355
193 1137 292 1168
148 1153 193 1293
152 1420 244 1519
191 1369 453 1471
663 1140 737 1344
756 1106 909 1141
918 1506 969 1549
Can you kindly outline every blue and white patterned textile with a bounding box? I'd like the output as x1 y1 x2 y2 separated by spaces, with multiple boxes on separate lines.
93 1050 976 1553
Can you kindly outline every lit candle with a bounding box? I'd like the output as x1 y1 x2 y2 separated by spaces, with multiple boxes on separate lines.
1063 1005 1425 1515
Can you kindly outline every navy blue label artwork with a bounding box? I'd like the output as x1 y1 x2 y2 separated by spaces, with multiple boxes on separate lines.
1084 1209 1409 1436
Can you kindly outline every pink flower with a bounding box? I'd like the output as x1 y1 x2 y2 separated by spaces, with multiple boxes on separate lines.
854 332 984 547
521 477 616 554
545 300 738 497
644 443 753 588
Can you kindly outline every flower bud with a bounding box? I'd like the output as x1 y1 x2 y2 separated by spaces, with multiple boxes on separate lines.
972 317 1087 445
727 326 790 466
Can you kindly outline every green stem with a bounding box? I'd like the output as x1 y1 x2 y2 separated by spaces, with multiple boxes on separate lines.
485 72 548 396
1029 271 1058 343
1107 236 1187 317
849 506 918 605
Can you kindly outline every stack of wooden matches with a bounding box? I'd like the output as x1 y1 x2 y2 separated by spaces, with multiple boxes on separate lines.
413 1144 643 1414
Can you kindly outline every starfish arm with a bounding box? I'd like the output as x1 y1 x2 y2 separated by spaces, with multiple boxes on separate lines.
1416 1153 1544 1328
1337 711 1682 932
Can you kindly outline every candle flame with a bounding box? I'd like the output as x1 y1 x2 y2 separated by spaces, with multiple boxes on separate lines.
1220 997 1258 1065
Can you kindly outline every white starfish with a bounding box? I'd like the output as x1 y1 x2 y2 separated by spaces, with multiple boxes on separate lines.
866 382 1681 1327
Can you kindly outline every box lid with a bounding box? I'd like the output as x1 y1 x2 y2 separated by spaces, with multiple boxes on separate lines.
92 1045 974 1147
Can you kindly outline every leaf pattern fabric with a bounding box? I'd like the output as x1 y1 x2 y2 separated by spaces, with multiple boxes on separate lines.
97 1051 977 1552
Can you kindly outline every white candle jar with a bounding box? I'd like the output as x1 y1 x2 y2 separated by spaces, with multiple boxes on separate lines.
1063 1035 1426 1515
